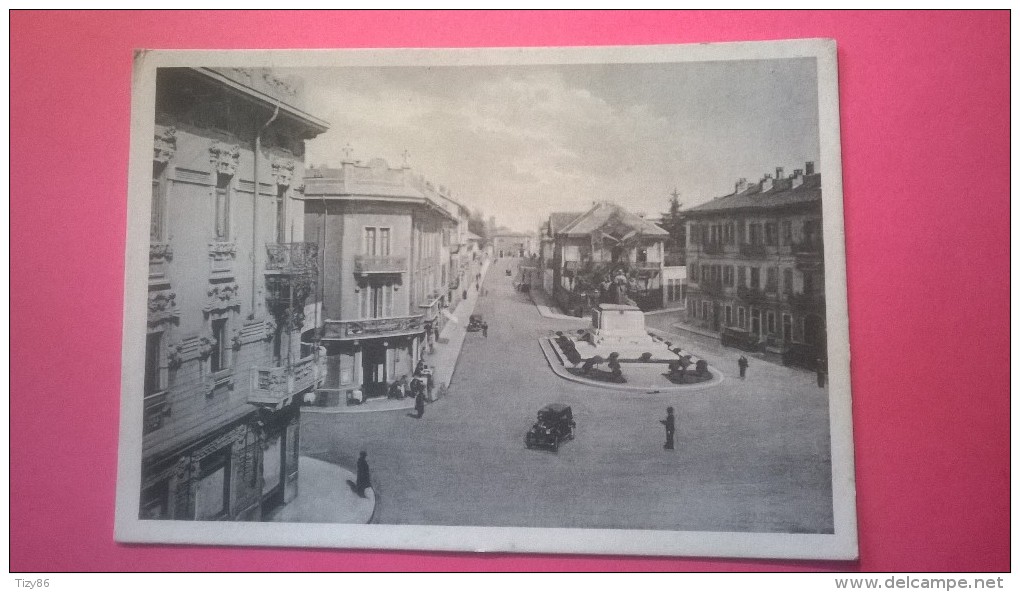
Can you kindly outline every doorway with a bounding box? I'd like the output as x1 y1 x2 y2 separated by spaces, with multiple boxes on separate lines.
361 342 388 397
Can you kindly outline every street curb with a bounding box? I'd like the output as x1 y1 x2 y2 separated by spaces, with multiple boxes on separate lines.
644 306 687 315
537 338 725 394
668 323 721 340
302 400 415 415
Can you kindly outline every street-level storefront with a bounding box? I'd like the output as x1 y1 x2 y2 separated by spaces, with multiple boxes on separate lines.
139 401 300 521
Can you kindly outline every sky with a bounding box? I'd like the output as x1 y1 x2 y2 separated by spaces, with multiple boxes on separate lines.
293 58 819 233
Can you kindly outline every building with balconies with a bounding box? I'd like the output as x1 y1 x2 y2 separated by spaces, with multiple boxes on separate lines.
545 202 669 316
684 163 825 367
140 67 329 521
301 158 459 403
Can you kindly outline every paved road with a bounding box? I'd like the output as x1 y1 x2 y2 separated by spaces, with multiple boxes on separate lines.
301 257 833 532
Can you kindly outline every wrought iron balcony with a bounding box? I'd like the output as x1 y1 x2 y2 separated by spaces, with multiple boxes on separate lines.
789 290 825 311
143 390 171 435
322 314 425 340
249 354 320 408
266 242 318 277
353 255 407 275
737 285 769 304
738 243 768 257
702 242 724 255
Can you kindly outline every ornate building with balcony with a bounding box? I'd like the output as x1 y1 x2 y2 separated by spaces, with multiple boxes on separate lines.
140 67 329 522
302 158 459 403
544 202 669 316
684 163 826 367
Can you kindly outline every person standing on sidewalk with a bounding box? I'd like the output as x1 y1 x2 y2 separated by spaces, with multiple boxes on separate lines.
661 407 675 450
355 451 371 498
414 388 426 418
482 322 488 338
738 355 749 379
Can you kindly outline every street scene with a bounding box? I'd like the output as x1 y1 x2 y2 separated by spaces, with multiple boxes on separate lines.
126 45 845 549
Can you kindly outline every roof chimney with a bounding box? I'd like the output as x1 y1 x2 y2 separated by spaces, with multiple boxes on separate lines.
791 168 804 189
735 178 748 193
805 161 815 176
775 167 784 180
760 173 774 193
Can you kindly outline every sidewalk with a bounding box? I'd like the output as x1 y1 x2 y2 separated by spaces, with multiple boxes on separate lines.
266 456 376 524
528 287 588 321
422 258 492 390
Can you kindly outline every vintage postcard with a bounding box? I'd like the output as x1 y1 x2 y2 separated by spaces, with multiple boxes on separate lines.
115 39 856 559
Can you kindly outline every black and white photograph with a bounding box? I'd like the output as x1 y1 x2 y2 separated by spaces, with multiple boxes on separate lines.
116 40 855 559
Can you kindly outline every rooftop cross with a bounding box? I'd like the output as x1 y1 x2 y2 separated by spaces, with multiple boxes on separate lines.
341 143 354 162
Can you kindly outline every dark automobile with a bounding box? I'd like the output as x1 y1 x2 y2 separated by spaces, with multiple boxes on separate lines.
466 313 484 332
525 404 576 451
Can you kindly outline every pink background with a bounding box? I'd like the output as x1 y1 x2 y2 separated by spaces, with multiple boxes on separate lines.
10 11 1009 572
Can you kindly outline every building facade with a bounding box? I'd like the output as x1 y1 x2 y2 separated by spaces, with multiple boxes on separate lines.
141 67 329 521
545 202 669 316
301 159 459 403
491 231 536 258
684 163 825 366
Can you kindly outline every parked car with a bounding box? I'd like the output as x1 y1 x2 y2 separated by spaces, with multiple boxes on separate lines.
525 404 576 451
467 314 485 332
720 326 761 352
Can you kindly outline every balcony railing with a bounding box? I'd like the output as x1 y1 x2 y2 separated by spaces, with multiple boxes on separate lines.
737 285 769 304
266 242 318 277
249 354 320 408
143 390 170 435
789 290 825 311
322 314 425 340
739 243 768 257
700 279 725 296
353 255 407 274
631 260 663 270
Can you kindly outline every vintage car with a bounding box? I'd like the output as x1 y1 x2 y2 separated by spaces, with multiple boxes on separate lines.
466 313 485 332
525 403 576 451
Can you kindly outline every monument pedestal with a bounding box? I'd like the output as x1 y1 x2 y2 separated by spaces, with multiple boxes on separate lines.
584 304 666 357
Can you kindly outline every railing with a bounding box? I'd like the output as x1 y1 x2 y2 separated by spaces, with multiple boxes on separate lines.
737 285 770 304
739 243 768 257
249 354 320 408
701 279 725 296
789 290 825 311
266 242 318 276
143 390 170 435
353 255 407 274
631 261 663 270
792 239 823 255
322 314 425 340
702 242 724 255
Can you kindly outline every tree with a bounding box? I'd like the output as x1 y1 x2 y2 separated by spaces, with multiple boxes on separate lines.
661 189 686 255
468 209 489 246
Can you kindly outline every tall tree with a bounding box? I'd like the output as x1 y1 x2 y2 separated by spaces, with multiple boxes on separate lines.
661 189 686 253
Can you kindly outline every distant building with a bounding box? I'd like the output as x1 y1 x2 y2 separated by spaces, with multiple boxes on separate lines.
684 163 825 366
545 202 669 316
142 67 329 520
491 231 536 258
301 158 460 403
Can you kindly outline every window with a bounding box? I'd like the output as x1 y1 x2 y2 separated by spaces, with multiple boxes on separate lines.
765 222 778 246
725 305 733 326
750 267 761 289
214 174 231 241
737 266 746 287
782 313 793 342
782 221 793 245
723 266 734 287
783 268 794 294
362 283 393 319
364 228 377 256
689 224 700 245
738 307 747 329
144 331 164 395
210 319 228 372
379 228 391 256
690 264 699 282
151 164 167 242
766 268 778 293
748 223 762 245
702 301 711 320
767 311 777 334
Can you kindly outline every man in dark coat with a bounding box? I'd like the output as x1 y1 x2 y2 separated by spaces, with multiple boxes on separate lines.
355 451 371 498
661 407 675 450
482 322 488 338
414 388 426 418
738 355 749 379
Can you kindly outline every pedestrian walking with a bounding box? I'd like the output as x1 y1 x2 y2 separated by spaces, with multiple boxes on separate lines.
816 358 827 388
414 389 426 418
738 355 749 379
660 407 675 450
482 322 488 338
355 451 371 497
